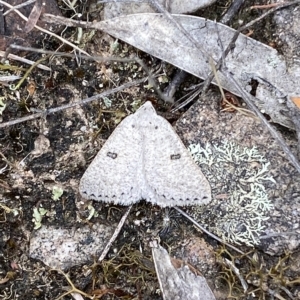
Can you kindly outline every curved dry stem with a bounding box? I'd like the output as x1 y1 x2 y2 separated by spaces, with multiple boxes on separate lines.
51 269 93 300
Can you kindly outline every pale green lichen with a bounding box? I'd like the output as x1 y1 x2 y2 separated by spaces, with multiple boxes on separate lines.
52 186 64 201
87 203 98 220
188 141 275 247
32 207 48 229
0 97 6 115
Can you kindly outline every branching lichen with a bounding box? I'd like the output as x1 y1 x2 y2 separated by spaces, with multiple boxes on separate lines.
188 141 275 246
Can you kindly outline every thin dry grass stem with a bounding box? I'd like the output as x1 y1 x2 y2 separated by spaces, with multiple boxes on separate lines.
148 0 210 60
0 151 12 168
173 0 300 112
197 0 300 100
97 205 132 264
41 0 300 77
0 78 146 129
61 0 77 12
52 269 93 300
250 3 287 10
217 247 298 299
240 0 300 29
9 55 50 90
1 43 172 126
287 278 300 285
174 207 246 256
224 258 248 292
0 179 11 190
198 0 300 174
224 70 300 174
82 206 132 283
134 56 173 103
0 50 51 71
0 203 14 214
2 1 300 171
3 0 36 16
7 44 137 63
209 57 258 119
7 44 171 101
171 86 203 112
42 0 300 105
220 0 246 25
0 0 90 56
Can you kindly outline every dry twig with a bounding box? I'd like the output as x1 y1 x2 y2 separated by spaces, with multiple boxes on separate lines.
0 0 90 56
84 205 133 278
0 78 146 129
174 207 246 256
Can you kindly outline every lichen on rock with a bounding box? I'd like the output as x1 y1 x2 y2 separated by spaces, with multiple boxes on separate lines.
188 141 276 246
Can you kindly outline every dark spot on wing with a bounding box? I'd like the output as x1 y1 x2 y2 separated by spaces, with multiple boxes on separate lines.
194 198 199 201
155 126 158 129
82 191 87 195
132 124 135 128
91 193 95 197
107 152 117 159
170 154 181 160
203 196 208 200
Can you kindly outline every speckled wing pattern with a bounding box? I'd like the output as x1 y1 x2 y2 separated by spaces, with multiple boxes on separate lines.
79 102 211 207
79 113 144 205
141 107 211 207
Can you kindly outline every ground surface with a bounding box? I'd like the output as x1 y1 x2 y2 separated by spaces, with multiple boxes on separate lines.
0 1 300 299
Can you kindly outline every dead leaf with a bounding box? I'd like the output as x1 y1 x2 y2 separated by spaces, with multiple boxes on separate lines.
24 0 44 33
95 13 299 129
